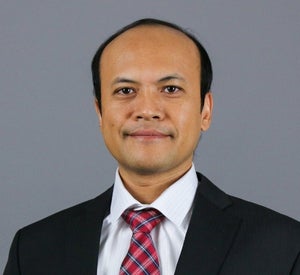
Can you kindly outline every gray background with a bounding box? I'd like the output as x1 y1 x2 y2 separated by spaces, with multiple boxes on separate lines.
1 0 299 270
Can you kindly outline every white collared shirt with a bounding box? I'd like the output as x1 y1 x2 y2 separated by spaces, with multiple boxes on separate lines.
97 165 198 275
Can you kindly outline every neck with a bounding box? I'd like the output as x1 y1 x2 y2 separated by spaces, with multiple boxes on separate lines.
118 163 192 204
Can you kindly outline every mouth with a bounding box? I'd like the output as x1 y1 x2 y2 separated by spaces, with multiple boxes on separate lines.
124 129 172 140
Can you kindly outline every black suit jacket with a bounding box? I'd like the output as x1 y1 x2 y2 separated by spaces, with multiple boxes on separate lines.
4 173 300 274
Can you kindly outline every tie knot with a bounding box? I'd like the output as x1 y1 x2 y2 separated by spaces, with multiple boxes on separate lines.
122 208 164 234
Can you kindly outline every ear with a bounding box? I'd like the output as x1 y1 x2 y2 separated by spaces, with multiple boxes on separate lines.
94 99 102 127
200 92 213 131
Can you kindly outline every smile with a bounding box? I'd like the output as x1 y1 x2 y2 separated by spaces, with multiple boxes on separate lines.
126 129 171 140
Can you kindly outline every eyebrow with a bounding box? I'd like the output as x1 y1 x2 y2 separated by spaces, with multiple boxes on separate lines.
157 74 186 83
111 77 138 86
111 74 186 86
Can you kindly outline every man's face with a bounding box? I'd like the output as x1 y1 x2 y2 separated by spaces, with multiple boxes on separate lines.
96 25 213 177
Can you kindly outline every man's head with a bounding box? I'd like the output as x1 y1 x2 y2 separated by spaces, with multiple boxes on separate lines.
92 18 213 179
92 18 213 111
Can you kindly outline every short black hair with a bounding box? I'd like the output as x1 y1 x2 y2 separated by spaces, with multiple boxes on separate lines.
91 18 212 110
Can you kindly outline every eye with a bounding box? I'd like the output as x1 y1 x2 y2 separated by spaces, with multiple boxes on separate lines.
115 87 135 95
163 86 180 93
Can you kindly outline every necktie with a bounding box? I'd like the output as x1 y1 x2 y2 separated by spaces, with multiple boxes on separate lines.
120 208 164 275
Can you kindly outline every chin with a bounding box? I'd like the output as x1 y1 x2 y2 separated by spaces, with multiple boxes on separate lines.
126 160 171 175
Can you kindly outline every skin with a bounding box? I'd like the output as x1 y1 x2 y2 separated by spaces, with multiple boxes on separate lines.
95 25 213 203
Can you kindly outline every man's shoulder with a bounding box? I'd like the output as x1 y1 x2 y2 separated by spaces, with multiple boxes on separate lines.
228 193 300 239
4 187 113 274
20 186 113 236
197 172 300 234
229 193 299 224
196 172 300 270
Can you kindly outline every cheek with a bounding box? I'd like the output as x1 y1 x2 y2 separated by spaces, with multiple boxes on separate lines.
101 112 124 138
102 122 116 136
174 104 202 128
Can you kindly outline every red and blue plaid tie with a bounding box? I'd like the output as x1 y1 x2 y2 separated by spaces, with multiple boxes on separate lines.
120 208 164 275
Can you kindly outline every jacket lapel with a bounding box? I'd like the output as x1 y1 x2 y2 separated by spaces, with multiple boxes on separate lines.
175 174 242 275
64 187 113 275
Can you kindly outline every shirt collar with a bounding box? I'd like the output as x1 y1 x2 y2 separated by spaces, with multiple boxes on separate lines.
109 164 198 228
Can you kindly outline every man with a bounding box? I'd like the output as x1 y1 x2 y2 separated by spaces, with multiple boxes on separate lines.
4 18 300 275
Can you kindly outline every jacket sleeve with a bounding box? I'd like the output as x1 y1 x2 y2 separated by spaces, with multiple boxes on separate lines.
3 230 21 275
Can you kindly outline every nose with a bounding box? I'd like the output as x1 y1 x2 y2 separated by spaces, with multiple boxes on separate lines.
133 91 164 121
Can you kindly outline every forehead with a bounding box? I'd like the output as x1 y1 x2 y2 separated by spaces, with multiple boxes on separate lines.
100 25 200 71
